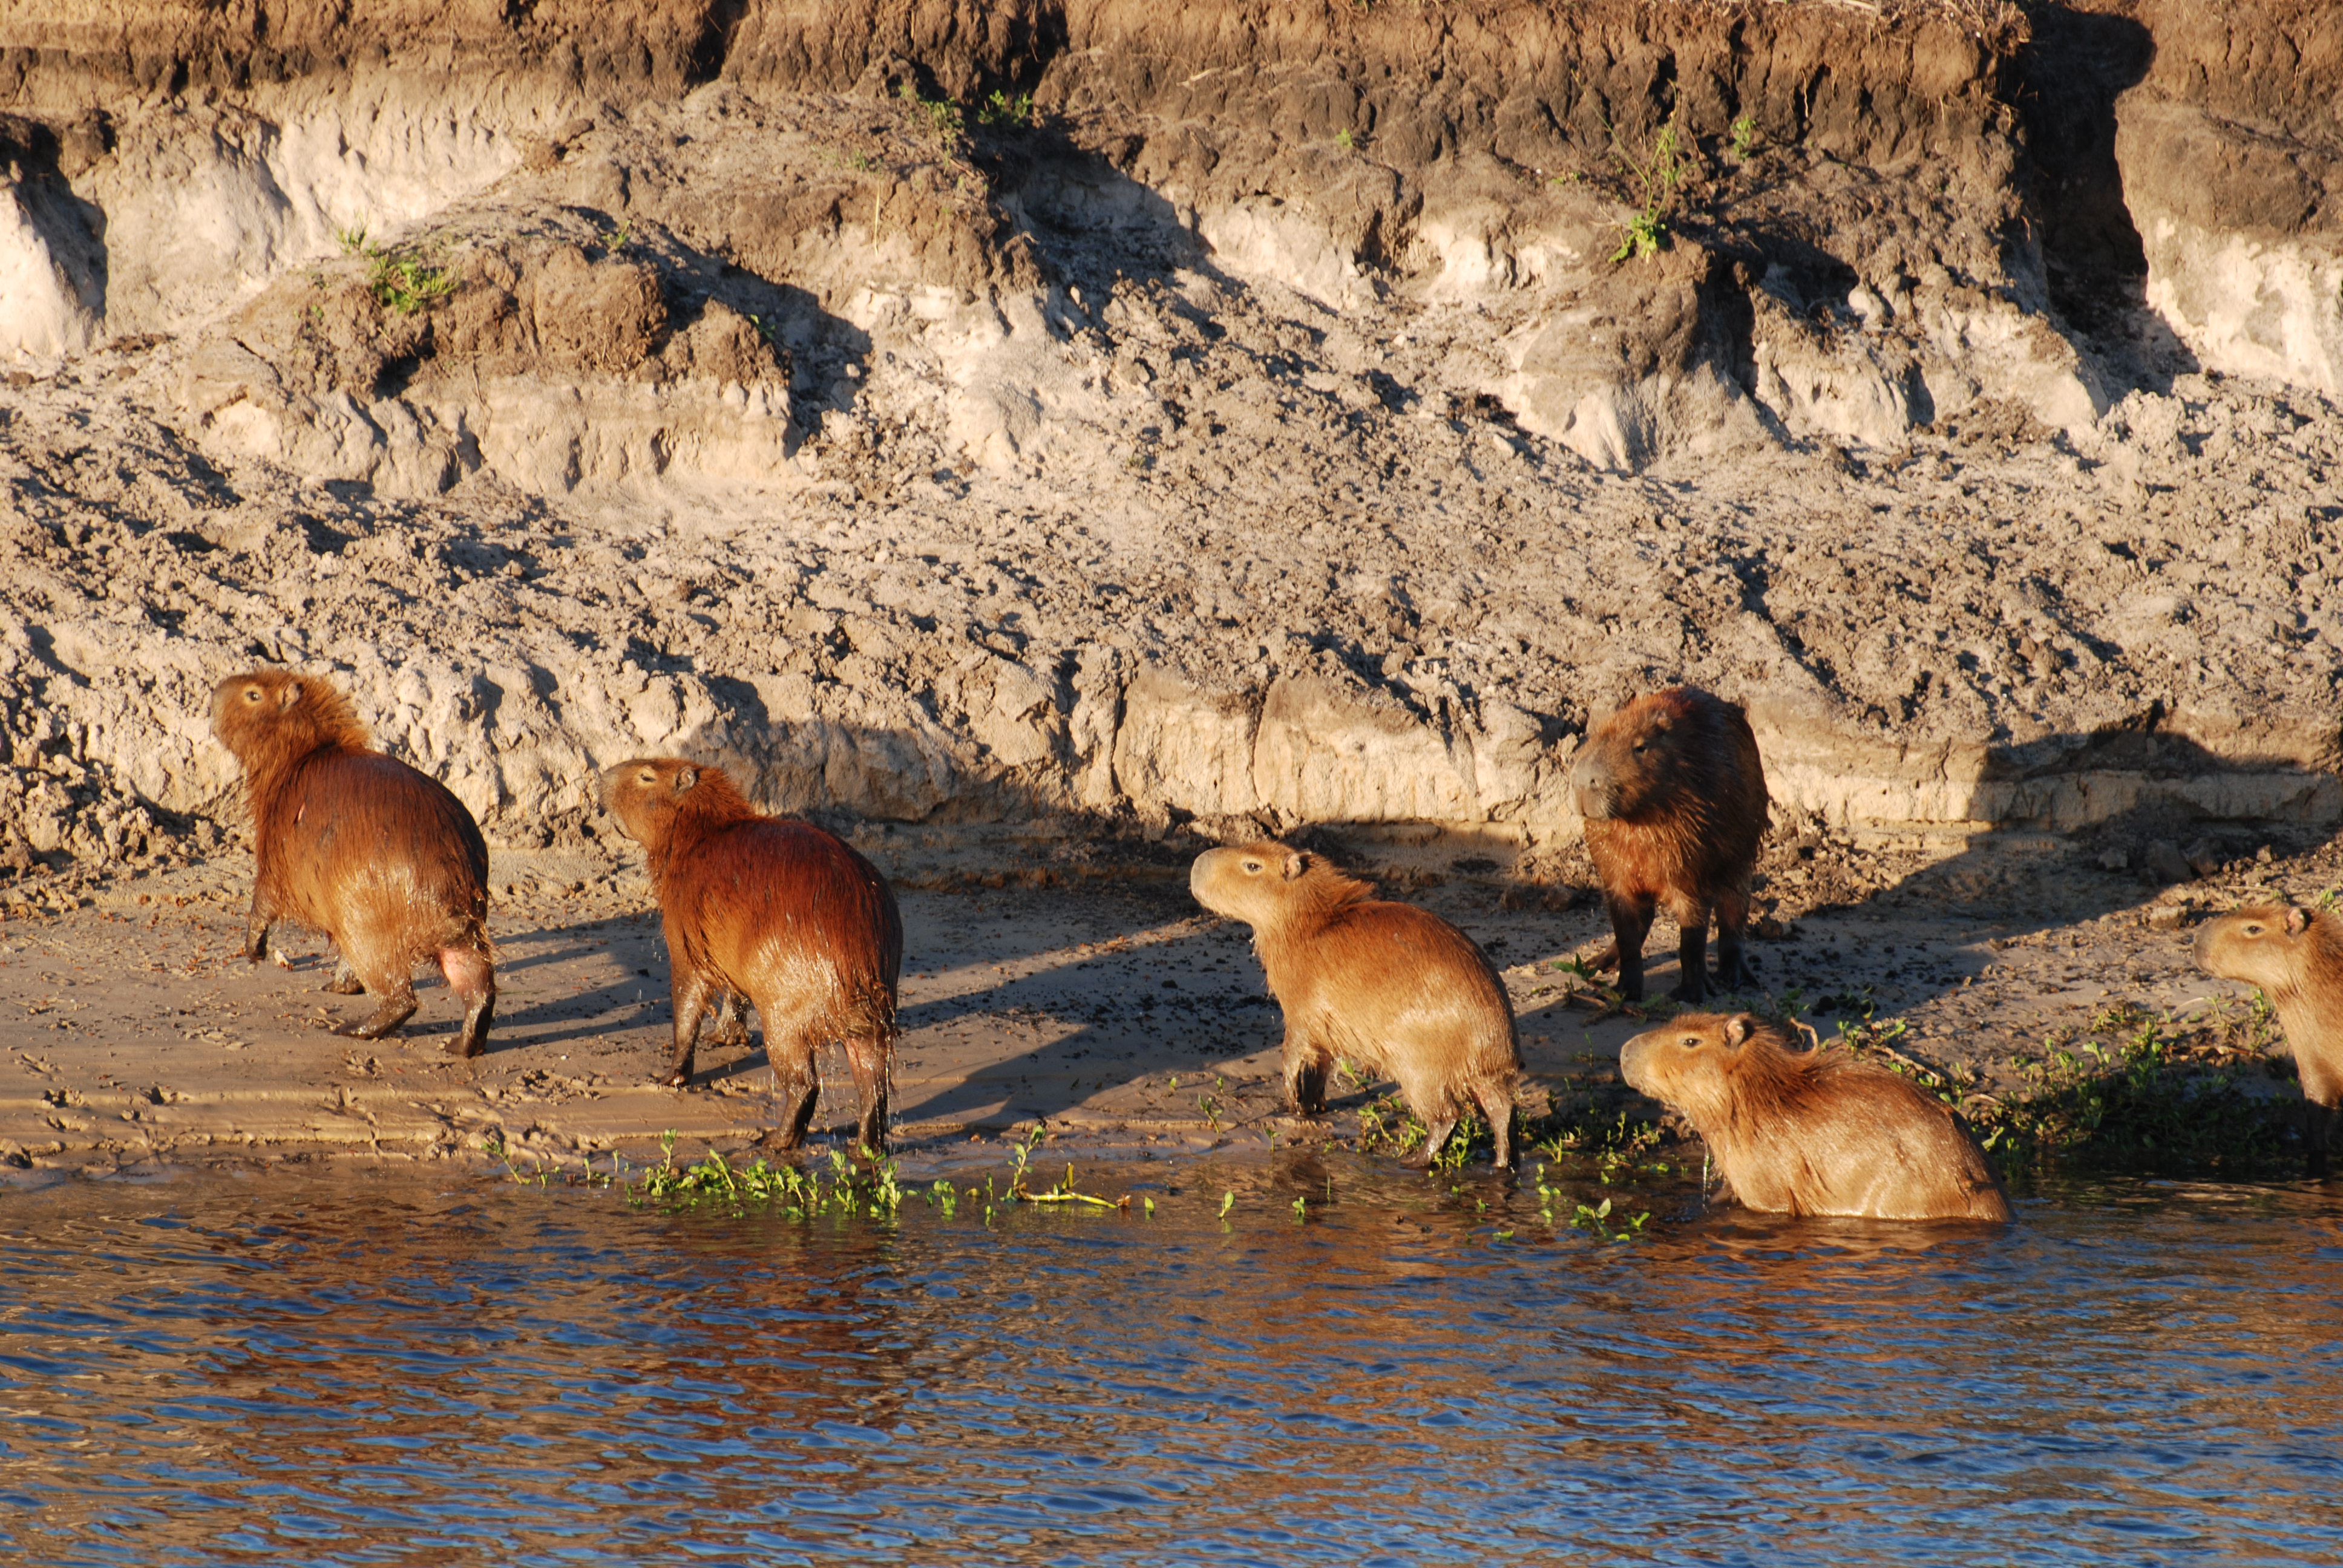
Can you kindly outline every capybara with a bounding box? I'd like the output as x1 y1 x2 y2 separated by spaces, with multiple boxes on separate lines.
1570 686 1769 1003
1189 842 1521 1168
600 757 902 1153
2195 905 2343 1172
1620 1012 2008 1221
211 668 496 1055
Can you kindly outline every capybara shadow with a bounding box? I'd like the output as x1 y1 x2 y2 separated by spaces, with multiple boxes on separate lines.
601 757 902 1154
210 668 496 1055
1571 686 1768 1004
1190 841 1520 1168
2196 906 2343 1174
1621 1012 2009 1222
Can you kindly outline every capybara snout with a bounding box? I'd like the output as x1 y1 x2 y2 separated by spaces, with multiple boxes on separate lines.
1622 1011 2007 1222
211 667 496 1056
1191 841 1520 1168
603 756 902 1154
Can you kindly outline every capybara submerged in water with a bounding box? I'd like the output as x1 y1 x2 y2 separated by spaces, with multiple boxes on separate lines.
211 668 496 1055
1621 1012 2008 1221
1570 686 1769 1003
2195 905 2343 1171
1190 842 1521 1168
600 757 902 1153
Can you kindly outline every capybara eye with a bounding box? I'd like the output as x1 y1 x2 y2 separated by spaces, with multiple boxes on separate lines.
1682 1035 1700 1048
243 688 260 702
2244 923 2263 935
1243 860 1262 874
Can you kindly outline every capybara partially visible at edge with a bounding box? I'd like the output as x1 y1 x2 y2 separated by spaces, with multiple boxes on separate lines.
1190 842 1521 1168
2195 905 2343 1172
211 668 496 1055
601 757 902 1154
1621 1013 2008 1222
1571 686 1769 1003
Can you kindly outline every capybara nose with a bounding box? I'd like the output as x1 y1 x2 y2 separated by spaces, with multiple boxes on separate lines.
1618 1031 1656 1093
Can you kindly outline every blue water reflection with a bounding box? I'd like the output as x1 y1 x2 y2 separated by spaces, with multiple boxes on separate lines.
3 1161 2339 1566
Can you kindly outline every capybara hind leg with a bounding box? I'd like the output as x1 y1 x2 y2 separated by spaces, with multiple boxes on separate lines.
441 947 496 1059
844 1030 891 1155
1607 895 1656 1002
1404 1113 1459 1169
241 910 272 964
1476 1086 1515 1169
1713 887 1758 991
2306 1102 2335 1180
759 1037 822 1154
1672 915 1711 1004
323 956 365 995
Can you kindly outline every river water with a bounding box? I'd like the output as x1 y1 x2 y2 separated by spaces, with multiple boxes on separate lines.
4 1155 2341 1566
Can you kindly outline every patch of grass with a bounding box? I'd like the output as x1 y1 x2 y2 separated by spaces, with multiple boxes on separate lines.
1335 127 1355 151
336 223 456 315
899 81 964 143
1844 1002 2304 1181
1607 116 1691 263
1729 112 1758 160
974 90 1035 129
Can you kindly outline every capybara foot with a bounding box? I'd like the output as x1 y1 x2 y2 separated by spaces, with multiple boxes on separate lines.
661 1067 693 1089
1670 975 1709 1004
451 996 495 1059
754 1126 805 1157
333 998 418 1040
323 959 365 996
1582 938 1620 973
854 1113 889 1157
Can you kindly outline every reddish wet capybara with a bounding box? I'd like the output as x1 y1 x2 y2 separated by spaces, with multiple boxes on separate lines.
2195 905 2343 1172
600 757 902 1153
210 668 496 1055
1620 1012 2009 1222
1570 686 1769 1003
1190 841 1521 1168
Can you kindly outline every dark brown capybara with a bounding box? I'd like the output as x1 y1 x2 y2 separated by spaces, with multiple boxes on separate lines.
2196 905 2343 1172
1621 1012 2009 1221
210 668 496 1055
1189 841 1521 1168
1570 685 1769 1003
600 757 902 1154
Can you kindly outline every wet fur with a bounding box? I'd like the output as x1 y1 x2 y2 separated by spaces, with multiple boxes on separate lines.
1190 841 1521 1168
2196 905 2343 1173
601 757 901 1154
1573 687 1769 1004
1621 1013 2008 1221
211 668 496 1055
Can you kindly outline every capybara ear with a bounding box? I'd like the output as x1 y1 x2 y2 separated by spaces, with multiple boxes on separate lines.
277 679 304 711
673 765 699 794
2287 907 2310 936
1282 851 1308 881
1722 1014 1753 1049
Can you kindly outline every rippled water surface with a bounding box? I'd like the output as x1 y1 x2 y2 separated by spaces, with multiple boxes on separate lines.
5 1158 2342 1566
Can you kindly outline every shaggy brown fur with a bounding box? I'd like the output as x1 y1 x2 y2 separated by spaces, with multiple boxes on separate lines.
1571 686 1769 1003
2197 905 2343 1172
601 756 902 1153
1621 1013 2008 1221
1190 841 1521 1168
211 668 496 1055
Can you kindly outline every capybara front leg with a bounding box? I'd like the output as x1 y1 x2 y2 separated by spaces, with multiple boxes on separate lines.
241 909 272 964
335 979 418 1040
2306 1101 2336 1180
707 990 752 1047
441 946 496 1060
1673 913 1711 1004
666 970 715 1087
323 956 366 995
1282 1031 1329 1116
1405 1112 1460 1169
1607 895 1656 1002
844 1028 891 1155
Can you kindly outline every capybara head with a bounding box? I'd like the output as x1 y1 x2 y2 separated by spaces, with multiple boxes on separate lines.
211 668 370 782
1620 1010 1780 1119
2195 905 2321 994
600 756 757 863
1190 842 1360 930
1571 686 1743 823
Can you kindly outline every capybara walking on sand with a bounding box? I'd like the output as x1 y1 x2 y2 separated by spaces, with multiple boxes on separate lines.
1190 842 1521 1168
601 757 901 1153
2196 906 2343 1172
211 668 496 1055
1571 686 1769 1003
1621 1012 2008 1221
